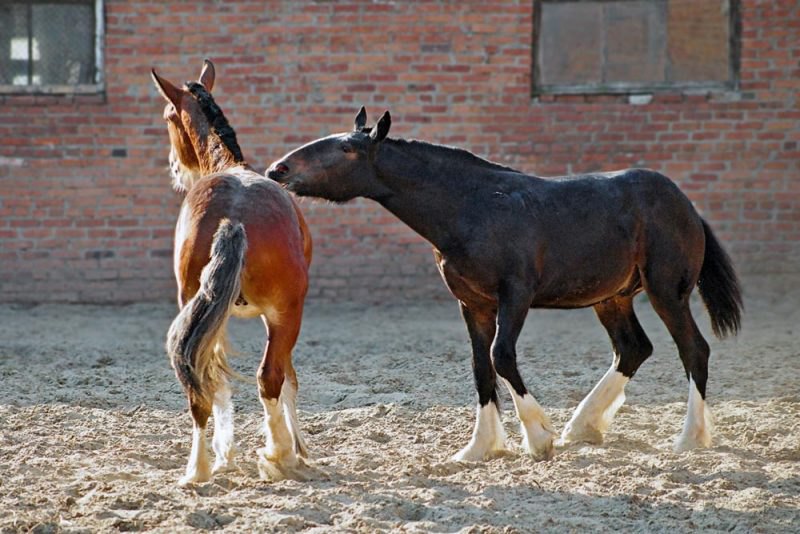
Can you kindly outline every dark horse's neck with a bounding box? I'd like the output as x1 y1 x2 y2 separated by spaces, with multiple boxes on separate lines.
372 138 521 251
186 82 249 174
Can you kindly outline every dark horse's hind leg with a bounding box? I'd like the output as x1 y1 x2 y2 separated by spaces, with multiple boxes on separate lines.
647 293 713 450
492 284 555 461
561 296 653 445
452 303 507 461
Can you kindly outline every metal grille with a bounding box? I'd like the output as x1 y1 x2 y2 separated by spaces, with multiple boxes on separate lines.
0 1 97 87
534 0 737 95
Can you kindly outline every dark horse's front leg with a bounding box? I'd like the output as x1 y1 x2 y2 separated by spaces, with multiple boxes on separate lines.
453 283 555 462
452 302 507 461
491 282 555 461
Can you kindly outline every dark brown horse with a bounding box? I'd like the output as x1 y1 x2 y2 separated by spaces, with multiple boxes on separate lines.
267 108 742 462
151 60 312 484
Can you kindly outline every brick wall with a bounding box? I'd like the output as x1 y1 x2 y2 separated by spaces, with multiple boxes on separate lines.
0 0 798 303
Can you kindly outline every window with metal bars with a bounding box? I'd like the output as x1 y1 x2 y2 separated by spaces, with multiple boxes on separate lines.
0 0 103 93
532 0 740 95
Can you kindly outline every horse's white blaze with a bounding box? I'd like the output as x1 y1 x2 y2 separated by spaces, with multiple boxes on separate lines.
211 380 235 473
179 424 211 486
560 364 629 445
502 380 555 460
258 380 297 466
674 376 713 451
452 402 506 462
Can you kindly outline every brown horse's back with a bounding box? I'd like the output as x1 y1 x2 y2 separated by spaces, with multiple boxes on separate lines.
176 169 310 316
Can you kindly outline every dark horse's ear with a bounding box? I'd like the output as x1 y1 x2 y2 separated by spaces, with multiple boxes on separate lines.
371 110 391 142
198 58 215 92
151 68 182 108
354 106 367 131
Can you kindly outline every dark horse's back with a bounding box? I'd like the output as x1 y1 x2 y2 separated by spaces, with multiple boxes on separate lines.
494 168 739 329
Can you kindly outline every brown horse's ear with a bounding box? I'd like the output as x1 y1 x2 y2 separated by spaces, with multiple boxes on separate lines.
198 59 215 92
371 110 391 142
151 68 182 107
354 106 367 131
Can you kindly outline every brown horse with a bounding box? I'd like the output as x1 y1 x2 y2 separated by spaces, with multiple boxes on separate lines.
151 60 312 485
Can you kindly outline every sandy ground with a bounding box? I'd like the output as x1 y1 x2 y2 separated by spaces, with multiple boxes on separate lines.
0 275 798 533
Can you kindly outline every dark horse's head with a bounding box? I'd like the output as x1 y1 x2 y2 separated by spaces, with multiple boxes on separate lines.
267 107 391 202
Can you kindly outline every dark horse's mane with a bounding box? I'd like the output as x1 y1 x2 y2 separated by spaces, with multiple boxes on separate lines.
185 82 245 163
387 137 522 174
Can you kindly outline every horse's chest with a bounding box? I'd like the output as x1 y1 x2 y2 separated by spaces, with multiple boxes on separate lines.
434 249 498 305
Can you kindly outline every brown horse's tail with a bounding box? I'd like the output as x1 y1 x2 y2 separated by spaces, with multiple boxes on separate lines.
166 219 246 412
697 219 743 338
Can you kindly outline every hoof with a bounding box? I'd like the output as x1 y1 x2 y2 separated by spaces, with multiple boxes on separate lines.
451 446 485 463
528 439 555 461
524 433 555 461
521 422 557 461
257 447 309 481
673 430 712 452
178 469 211 487
559 422 604 446
211 459 238 476
451 433 506 462
257 456 316 482
451 442 506 462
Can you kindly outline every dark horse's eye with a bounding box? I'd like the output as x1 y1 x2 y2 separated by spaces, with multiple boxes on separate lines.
341 143 353 153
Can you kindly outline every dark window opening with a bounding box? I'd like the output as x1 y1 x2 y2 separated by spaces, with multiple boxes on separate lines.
0 0 102 91
533 0 740 95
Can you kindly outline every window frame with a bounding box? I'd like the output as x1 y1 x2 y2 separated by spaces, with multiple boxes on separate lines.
0 0 104 95
531 0 741 96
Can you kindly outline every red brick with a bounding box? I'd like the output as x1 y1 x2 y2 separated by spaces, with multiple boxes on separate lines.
0 0 797 303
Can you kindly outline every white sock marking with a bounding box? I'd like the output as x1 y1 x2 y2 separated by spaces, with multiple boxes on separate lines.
281 379 308 457
211 381 235 473
452 402 506 462
675 375 712 451
179 424 211 485
561 364 629 445
502 379 555 460
259 380 297 466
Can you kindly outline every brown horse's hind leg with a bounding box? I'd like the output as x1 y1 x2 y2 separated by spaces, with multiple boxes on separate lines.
179 396 213 486
256 310 305 480
211 374 236 474
561 296 653 445
282 362 309 458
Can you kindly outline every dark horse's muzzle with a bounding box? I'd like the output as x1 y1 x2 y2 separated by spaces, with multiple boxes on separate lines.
266 162 289 182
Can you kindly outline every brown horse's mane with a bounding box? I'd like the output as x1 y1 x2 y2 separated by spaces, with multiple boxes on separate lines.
185 82 245 164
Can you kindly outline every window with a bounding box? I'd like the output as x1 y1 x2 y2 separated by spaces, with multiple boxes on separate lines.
533 0 739 94
0 0 103 93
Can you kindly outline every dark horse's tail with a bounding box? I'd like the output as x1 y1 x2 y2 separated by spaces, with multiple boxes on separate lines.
697 219 743 338
166 219 247 412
